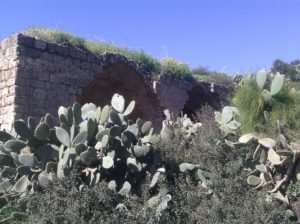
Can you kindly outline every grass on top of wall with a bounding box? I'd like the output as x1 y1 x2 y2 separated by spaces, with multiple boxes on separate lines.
24 27 195 81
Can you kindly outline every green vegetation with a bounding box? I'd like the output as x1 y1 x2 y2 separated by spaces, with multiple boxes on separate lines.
271 59 300 92
1 27 300 223
25 27 161 77
2 66 300 222
232 70 300 138
272 59 300 82
160 58 194 81
24 27 234 84
0 204 28 223
192 66 233 85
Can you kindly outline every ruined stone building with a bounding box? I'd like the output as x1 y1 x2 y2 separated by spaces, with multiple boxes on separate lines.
0 33 230 131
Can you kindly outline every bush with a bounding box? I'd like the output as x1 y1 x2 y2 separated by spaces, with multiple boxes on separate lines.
158 115 291 223
232 78 264 133
25 177 138 224
165 162 292 224
272 59 300 82
193 73 233 85
160 58 194 81
232 75 300 138
0 203 28 223
192 66 233 85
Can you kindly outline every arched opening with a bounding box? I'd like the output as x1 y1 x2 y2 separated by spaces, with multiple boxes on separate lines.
182 85 221 119
77 62 163 130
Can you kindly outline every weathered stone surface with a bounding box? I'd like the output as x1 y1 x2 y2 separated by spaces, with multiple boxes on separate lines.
34 39 47 50
0 33 231 131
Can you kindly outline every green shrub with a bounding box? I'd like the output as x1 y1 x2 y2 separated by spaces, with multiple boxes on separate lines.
193 73 233 85
272 59 300 82
232 78 264 133
192 66 233 85
0 203 28 223
232 74 300 138
159 115 292 223
25 177 137 224
160 58 194 81
164 162 292 224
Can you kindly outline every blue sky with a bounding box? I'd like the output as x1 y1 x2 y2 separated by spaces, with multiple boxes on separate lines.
1 0 299 74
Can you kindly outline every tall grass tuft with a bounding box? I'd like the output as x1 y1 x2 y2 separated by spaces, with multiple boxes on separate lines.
233 77 300 139
232 79 264 133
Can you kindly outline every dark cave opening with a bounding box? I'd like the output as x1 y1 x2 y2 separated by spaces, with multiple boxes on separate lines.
182 85 221 120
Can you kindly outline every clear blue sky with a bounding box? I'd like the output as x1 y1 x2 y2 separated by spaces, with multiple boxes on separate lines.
1 0 299 74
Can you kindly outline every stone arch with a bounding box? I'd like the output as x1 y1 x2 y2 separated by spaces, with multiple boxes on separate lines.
77 61 164 130
182 84 221 118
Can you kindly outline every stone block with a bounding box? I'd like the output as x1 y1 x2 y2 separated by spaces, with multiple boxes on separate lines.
87 54 97 63
39 73 49 81
40 52 54 62
15 78 27 86
33 89 46 99
15 86 32 96
8 58 20 69
91 63 103 73
34 39 47 50
50 74 59 83
1 87 9 96
53 55 65 64
69 87 77 94
8 86 15 94
14 104 29 113
5 46 18 57
17 35 34 47
80 61 91 70
18 46 41 58
29 80 45 88
4 95 15 104
69 48 82 59
6 78 16 87
14 96 29 105
48 44 69 56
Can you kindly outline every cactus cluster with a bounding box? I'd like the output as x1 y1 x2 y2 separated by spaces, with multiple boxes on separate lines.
0 113 59 194
238 131 300 205
160 110 202 142
0 93 163 199
214 106 240 135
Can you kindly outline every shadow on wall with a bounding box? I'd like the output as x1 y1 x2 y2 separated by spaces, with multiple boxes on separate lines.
77 62 164 131
182 85 221 119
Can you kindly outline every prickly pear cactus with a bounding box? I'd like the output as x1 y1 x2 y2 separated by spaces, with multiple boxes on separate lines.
255 69 284 97
0 93 162 200
160 110 202 142
237 131 300 204
214 106 240 135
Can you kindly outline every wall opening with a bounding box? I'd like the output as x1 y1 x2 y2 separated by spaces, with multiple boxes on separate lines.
182 85 221 119
77 62 163 130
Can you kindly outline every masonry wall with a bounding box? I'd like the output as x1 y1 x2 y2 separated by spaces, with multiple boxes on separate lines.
0 34 164 130
0 33 231 131
155 75 231 117
0 35 20 130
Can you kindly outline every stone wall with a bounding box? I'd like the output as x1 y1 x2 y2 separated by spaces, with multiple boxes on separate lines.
0 35 20 130
0 33 164 130
0 33 231 131
155 75 231 117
